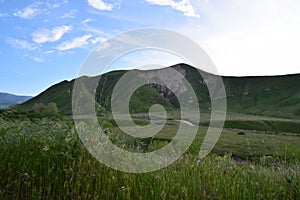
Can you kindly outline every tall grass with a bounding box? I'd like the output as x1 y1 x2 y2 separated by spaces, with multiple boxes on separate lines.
0 117 299 199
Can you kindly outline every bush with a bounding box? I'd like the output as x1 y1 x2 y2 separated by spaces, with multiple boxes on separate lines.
30 102 61 118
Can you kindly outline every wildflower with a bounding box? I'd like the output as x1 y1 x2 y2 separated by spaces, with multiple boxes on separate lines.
42 146 49 151
121 186 126 191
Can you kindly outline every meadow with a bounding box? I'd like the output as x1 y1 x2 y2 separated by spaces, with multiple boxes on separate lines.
0 110 300 199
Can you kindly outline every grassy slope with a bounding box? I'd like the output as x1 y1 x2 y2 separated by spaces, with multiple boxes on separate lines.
17 80 74 115
224 74 300 118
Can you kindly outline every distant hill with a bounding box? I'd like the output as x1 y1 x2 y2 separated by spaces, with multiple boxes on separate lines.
0 93 32 109
16 64 300 119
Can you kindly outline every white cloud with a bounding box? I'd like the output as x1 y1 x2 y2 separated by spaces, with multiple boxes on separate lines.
56 35 93 51
32 26 73 43
7 39 48 62
9 39 37 51
13 3 41 19
145 0 199 18
61 9 77 18
79 19 109 37
47 3 60 9
81 18 93 24
179 0 300 76
44 50 55 54
111 50 185 71
87 0 113 11
96 42 111 52
13 1 67 19
90 37 106 44
32 57 44 63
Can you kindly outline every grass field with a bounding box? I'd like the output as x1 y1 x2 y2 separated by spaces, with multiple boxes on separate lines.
0 111 300 199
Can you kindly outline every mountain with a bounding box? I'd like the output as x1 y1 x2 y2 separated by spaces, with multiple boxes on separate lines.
0 93 32 109
16 64 300 119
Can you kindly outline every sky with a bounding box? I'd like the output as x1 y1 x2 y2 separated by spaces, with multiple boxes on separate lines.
1 0 300 96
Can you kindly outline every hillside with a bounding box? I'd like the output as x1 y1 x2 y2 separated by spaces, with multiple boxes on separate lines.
17 63 300 119
0 93 32 109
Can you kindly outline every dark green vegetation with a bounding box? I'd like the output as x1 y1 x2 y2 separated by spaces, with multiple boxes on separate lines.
0 110 300 199
17 64 300 119
0 92 31 109
223 119 300 134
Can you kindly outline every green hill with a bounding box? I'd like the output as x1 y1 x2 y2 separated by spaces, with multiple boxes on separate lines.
223 74 300 118
16 63 300 119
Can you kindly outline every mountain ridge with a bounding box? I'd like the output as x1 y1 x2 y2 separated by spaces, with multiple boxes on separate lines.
16 63 300 119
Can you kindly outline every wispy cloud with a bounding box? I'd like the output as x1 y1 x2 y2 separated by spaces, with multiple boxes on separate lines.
144 0 200 18
79 18 110 37
110 49 185 71
13 1 66 19
8 39 37 51
32 26 73 43
7 39 50 62
13 3 42 19
87 0 113 11
32 57 44 63
81 18 93 24
90 37 106 44
61 9 77 18
46 3 60 9
56 35 93 51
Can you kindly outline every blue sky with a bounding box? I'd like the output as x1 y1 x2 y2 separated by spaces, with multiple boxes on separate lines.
1 0 300 96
